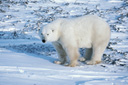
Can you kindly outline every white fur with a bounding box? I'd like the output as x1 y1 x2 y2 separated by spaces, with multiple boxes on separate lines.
39 15 111 67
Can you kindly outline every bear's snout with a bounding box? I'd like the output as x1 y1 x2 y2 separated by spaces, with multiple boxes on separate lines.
42 39 46 43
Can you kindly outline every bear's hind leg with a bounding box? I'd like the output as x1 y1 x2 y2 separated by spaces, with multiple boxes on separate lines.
52 42 67 65
86 43 107 65
84 48 93 60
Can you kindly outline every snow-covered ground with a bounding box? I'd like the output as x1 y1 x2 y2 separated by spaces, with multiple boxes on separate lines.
0 0 128 85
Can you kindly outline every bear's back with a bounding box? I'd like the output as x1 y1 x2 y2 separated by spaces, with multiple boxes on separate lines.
60 15 110 48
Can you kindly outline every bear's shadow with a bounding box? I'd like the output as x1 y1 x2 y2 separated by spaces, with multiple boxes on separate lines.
1 43 57 63
1 43 86 63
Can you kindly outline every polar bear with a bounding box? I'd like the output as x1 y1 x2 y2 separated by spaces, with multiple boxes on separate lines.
39 15 111 67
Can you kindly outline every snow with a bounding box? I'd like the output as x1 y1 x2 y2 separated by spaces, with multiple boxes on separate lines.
0 0 128 85
0 46 128 85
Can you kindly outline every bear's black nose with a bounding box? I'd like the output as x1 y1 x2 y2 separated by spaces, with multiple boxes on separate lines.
42 39 46 43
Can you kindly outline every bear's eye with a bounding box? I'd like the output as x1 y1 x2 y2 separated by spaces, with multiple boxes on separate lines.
47 34 49 36
41 33 43 35
52 30 54 32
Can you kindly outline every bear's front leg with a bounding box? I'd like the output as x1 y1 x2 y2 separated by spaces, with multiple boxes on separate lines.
52 42 67 65
66 46 80 67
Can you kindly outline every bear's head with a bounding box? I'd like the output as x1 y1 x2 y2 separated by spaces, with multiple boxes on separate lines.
39 24 60 43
